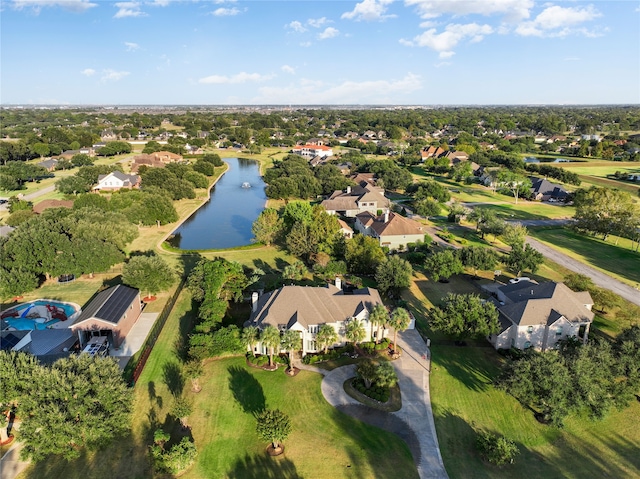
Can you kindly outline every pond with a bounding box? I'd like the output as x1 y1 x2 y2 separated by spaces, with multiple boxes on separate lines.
167 158 266 250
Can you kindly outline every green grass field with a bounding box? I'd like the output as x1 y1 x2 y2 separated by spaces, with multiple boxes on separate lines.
430 344 640 479
19 288 418 479
529 227 640 286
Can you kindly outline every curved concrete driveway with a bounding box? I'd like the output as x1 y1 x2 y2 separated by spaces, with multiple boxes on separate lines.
526 237 640 307
314 329 448 479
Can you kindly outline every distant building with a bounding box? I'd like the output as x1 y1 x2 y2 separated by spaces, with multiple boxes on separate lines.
93 171 141 191
354 211 425 251
321 183 390 217
291 144 334 158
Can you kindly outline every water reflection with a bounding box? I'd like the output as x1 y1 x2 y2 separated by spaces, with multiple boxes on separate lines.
168 158 266 250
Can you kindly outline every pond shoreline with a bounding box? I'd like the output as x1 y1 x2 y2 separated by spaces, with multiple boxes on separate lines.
162 157 267 251
157 161 229 253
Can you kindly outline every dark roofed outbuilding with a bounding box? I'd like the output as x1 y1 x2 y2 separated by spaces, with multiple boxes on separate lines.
71 285 142 347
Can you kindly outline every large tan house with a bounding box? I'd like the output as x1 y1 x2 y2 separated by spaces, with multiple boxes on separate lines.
246 280 386 356
489 281 593 351
321 183 390 217
71 285 142 348
354 211 426 251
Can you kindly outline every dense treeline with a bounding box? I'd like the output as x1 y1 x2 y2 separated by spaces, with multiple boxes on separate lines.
498 326 640 427
0 206 139 297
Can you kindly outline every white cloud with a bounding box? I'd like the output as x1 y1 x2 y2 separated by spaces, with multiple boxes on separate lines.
516 5 601 37
286 20 307 33
210 7 242 16
114 2 146 18
439 50 455 58
401 22 493 52
434 61 451 68
307 17 330 28
300 41 312 47
405 0 533 22
124 41 140 51
318 27 339 40
101 69 130 82
11 0 97 12
80 68 96 76
198 72 274 84
342 0 396 22
253 73 422 104
281 65 296 75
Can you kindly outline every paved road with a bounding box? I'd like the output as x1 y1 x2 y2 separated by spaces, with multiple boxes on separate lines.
22 185 55 201
526 237 640 307
311 329 448 479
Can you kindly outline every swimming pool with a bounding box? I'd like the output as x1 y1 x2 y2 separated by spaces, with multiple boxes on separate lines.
1 299 82 331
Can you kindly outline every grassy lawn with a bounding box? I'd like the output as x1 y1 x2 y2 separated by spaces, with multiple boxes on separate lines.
430 344 640 478
19 287 418 479
528 227 640 286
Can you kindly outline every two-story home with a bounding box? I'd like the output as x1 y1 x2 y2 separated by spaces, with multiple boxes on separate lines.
93 171 141 191
291 144 334 158
321 183 390 217
246 279 386 356
489 281 594 351
354 211 426 251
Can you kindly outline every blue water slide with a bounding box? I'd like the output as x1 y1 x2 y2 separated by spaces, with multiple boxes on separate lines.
20 305 35 318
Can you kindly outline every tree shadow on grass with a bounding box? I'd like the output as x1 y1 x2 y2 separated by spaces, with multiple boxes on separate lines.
431 345 501 393
226 452 303 479
227 365 266 416
162 361 185 399
173 297 199 360
327 406 420 479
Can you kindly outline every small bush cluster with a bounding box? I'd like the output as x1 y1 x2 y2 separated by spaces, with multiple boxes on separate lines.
360 338 391 354
151 430 198 475
476 431 519 466
352 378 391 403
302 345 353 364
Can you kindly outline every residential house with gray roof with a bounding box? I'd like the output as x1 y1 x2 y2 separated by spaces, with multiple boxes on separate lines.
71 285 142 348
246 280 386 356
489 281 593 351
321 183 390 217
354 211 426 251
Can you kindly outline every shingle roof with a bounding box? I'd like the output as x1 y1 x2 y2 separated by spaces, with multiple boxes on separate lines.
74 285 140 326
356 211 424 237
529 177 568 198
498 282 594 327
249 284 383 329
321 184 389 212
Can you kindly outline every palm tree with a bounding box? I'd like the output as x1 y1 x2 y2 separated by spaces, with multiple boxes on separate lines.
389 308 411 354
260 326 281 368
281 330 301 371
241 325 259 357
368 304 389 344
183 360 203 393
356 359 378 389
316 324 338 354
345 319 366 347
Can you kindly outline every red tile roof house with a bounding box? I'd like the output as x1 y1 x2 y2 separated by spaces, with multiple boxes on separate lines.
93 171 141 192
245 279 387 356
321 183 390 217
291 144 334 158
71 285 142 349
354 211 426 251
489 281 593 351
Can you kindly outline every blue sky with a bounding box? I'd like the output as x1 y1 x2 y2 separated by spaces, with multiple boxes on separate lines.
1 0 639 105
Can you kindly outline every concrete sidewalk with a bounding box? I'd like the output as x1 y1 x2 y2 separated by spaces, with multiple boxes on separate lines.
109 312 158 369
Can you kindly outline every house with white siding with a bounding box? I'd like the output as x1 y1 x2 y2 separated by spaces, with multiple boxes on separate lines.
93 171 141 191
354 211 426 251
246 280 386 356
489 281 593 351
